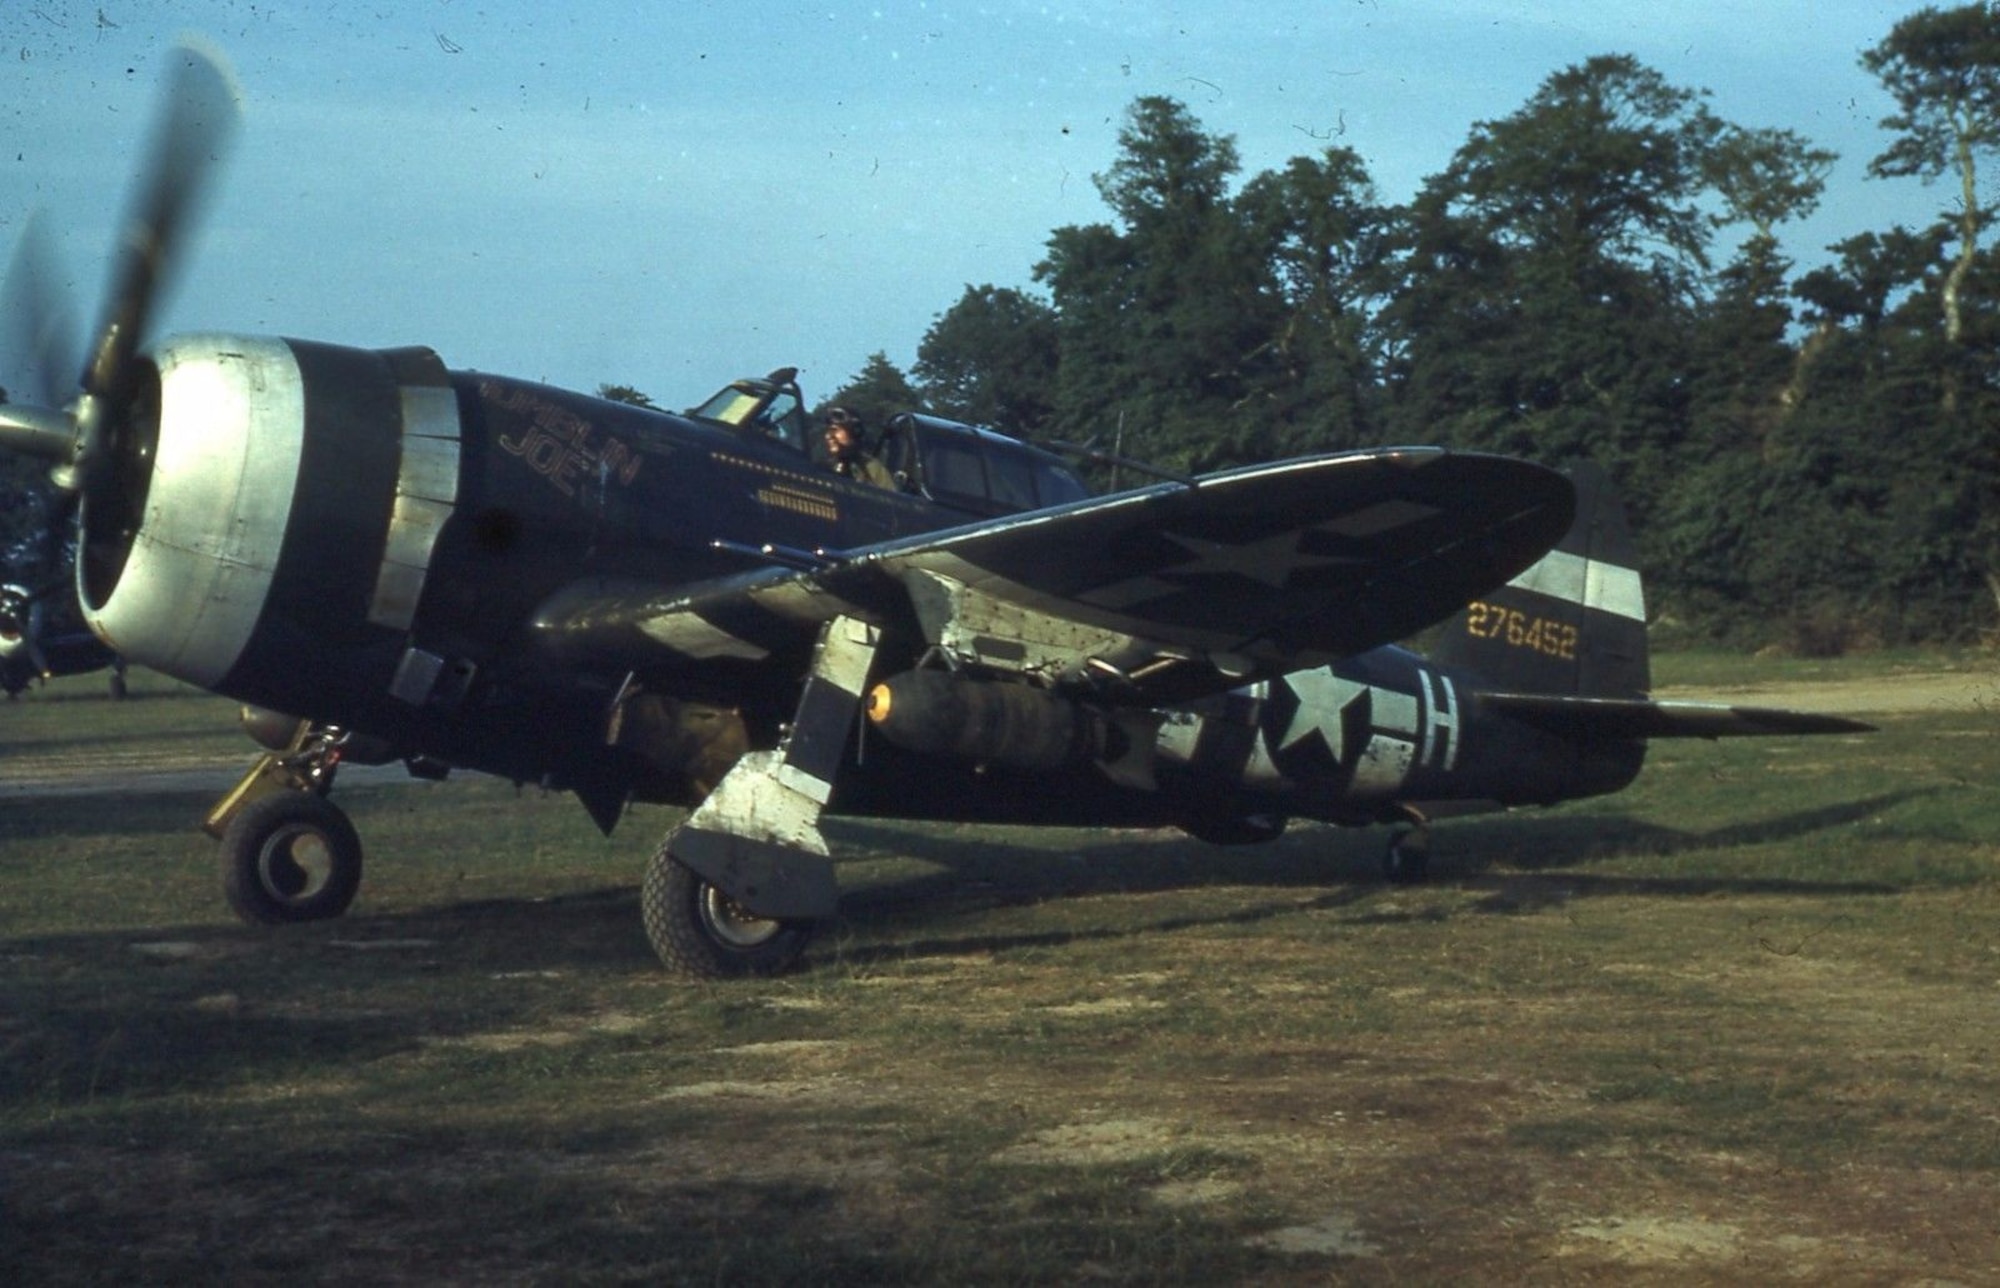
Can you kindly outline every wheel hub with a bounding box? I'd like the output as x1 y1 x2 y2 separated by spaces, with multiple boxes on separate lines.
697 885 783 949
257 823 335 904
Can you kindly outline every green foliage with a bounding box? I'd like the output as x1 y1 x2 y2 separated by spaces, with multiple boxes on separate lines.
594 383 656 408
539 12 2000 644
1381 53 1746 559
1423 55 1722 279
912 284 1059 436
1861 2 2000 186
1704 124 1836 240
1861 3 2000 358
1794 226 1949 330
1233 147 1398 454
1035 97 1295 474
818 351 921 441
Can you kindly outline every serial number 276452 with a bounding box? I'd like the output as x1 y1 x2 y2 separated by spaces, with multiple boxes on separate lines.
1462 601 1578 660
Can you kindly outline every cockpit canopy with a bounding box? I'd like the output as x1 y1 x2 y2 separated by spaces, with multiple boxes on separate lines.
685 367 811 455
684 370 1091 518
880 414 1090 517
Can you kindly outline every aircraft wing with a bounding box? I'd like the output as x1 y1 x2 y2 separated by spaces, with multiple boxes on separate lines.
537 447 1576 703
1478 693 1876 739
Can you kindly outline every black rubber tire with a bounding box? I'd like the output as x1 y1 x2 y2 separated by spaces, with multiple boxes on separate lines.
640 839 811 978
1382 828 1431 885
220 791 364 924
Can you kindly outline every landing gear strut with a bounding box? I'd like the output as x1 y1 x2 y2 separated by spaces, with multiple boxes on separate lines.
206 721 363 925
637 615 875 976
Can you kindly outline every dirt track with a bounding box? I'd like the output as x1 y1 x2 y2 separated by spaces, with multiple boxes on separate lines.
0 754 411 799
1655 669 2000 715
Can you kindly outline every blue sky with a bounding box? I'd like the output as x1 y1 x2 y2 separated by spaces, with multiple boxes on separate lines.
0 2 1954 410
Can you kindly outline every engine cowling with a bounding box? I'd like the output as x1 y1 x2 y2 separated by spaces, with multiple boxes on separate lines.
78 333 465 729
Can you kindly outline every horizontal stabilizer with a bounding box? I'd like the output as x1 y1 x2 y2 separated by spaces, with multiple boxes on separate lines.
1480 692 1875 740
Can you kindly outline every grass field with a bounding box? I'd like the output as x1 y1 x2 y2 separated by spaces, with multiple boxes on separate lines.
2 660 1997 1283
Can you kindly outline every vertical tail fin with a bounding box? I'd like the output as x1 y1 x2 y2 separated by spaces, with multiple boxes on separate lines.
1431 461 1649 698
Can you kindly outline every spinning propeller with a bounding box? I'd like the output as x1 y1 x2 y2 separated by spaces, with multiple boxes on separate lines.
0 41 240 510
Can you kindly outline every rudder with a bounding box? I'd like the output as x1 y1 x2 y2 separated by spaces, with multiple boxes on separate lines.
1430 461 1648 698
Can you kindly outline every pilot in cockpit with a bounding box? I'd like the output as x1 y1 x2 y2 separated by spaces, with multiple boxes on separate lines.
822 408 895 489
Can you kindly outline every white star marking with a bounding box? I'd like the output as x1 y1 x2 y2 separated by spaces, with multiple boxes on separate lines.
1278 667 1369 760
1161 529 1353 589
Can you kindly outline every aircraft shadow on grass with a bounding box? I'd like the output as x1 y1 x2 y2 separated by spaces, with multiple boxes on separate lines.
1 782 1927 947
2 784 1927 966
0 789 1928 1111
817 789 1922 964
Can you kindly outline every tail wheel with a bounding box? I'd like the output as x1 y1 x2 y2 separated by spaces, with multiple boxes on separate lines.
641 839 812 978
219 791 363 924
1383 828 1431 885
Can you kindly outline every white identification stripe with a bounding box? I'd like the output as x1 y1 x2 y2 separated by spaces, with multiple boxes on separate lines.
368 384 462 631
915 550 1249 654
1505 549 1646 622
686 750 832 854
638 614 770 660
747 578 870 627
775 616 879 805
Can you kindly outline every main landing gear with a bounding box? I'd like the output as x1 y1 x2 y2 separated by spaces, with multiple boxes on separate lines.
205 722 363 925
637 617 877 977
641 839 812 979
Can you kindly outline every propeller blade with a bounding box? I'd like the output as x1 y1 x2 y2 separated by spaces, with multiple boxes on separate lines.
80 40 242 410
80 41 242 408
1 210 79 412
4 44 236 621
0 213 81 461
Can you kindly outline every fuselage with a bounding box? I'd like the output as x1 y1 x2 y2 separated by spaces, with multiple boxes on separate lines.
78 334 1638 834
78 337 947 786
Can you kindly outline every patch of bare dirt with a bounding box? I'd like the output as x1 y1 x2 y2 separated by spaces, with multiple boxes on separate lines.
994 1116 1190 1166
1249 1210 1382 1257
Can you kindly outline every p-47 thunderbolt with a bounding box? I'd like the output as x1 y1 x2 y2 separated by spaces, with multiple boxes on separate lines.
0 47 1866 976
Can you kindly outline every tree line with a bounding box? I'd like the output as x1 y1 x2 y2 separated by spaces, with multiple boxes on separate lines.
821 6 2000 651
10 7 1998 652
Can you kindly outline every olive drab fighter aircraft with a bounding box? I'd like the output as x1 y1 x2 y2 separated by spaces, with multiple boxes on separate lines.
0 46 1869 977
